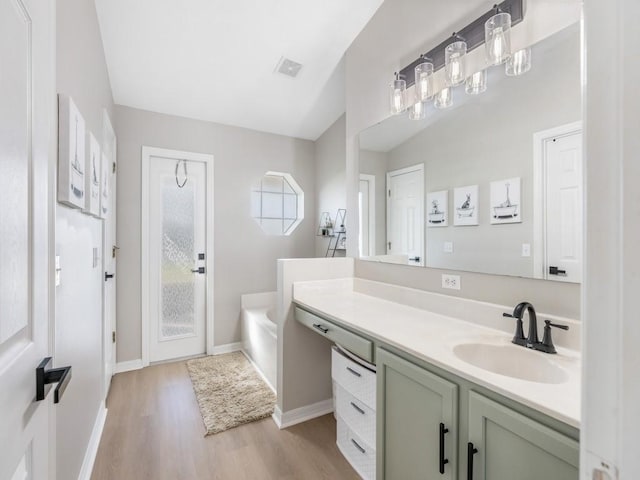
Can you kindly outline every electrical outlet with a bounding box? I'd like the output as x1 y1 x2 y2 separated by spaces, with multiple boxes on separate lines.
442 274 460 290
443 241 454 253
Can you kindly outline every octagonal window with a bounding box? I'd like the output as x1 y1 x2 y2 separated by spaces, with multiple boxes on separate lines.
251 171 304 235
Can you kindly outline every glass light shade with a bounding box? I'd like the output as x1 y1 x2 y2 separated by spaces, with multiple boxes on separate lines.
408 101 426 120
506 47 532 76
434 87 452 109
485 12 512 65
445 41 467 86
389 78 407 115
465 70 487 95
415 62 434 101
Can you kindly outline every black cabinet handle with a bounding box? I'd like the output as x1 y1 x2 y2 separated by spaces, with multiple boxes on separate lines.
312 323 328 334
439 423 449 474
467 442 478 480
104 272 114 281
351 438 366 454
36 357 72 404
346 366 361 377
350 401 365 415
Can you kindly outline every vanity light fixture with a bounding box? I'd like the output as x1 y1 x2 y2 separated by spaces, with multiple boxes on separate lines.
506 47 532 76
434 88 453 109
389 72 407 115
445 35 467 86
465 70 488 95
485 6 512 65
408 101 426 120
415 58 435 101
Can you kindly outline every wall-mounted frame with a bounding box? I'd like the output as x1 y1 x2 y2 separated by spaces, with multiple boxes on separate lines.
58 94 86 209
427 190 448 227
84 132 101 217
490 177 521 224
453 184 479 226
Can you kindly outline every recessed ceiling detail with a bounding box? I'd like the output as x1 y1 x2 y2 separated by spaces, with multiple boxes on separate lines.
275 57 303 78
95 0 384 140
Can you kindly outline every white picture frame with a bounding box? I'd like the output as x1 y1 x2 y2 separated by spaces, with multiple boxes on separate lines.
490 177 522 224
100 151 110 219
84 132 101 217
58 94 86 209
453 185 479 226
427 190 448 227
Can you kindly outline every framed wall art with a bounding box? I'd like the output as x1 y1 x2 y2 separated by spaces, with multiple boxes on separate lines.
490 177 521 224
453 185 479 226
58 94 86 209
84 132 101 217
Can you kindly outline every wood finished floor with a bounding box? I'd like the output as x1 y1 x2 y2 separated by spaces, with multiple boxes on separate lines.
91 360 360 480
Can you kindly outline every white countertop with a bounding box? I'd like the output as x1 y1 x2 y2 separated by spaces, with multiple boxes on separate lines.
293 278 581 428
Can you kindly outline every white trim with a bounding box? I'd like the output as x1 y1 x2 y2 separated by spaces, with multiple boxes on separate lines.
77 402 107 480
209 342 242 355
141 146 215 367
272 399 334 430
114 359 144 374
358 173 376 257
532 121 582 280
386 163 425 266
240 349 276 394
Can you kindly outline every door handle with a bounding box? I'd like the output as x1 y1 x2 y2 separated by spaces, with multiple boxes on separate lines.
409 256 421 262
36 357 72 404
105 272 115 281
191 267 205 274
467 442 478 480
549 266 567 276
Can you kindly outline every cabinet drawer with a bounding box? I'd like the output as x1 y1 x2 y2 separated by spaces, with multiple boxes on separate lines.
295 307 373 362
337 415 376 480
332 347 376 410
336 384 376 448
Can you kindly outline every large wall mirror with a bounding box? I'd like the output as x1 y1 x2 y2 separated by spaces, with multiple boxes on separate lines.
357 23 582 283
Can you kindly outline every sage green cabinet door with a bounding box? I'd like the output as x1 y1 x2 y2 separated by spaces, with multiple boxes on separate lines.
377 349 458 480
467 392 579 480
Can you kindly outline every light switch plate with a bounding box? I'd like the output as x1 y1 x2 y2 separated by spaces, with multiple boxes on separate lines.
522 243 531 257
442 274 460 290
55 255 61 287
443 241 454 253
93 247 99 268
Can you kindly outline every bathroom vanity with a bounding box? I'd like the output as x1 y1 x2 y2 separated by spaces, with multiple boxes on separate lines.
293 278 580 480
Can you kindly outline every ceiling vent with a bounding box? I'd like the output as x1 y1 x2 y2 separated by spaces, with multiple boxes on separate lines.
275 57 303 78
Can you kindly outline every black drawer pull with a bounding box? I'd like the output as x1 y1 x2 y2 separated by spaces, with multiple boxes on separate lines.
351 438 366 454
346 366 361 377
439 423 449 474
312 323 329 334
350 401 365 415
467 442 478 480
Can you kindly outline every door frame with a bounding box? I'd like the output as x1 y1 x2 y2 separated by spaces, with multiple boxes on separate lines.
141 146 215 367
532 121 582 280
359 173 376 257
386 163 425 263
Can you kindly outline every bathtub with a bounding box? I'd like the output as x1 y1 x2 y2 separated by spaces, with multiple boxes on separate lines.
241 291 277 392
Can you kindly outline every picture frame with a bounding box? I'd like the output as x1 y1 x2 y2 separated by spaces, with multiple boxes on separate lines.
58 94 86 209
100 151 110 218
490 177 522 224
84 132 101 217
453 185 479 226
427 190 448 227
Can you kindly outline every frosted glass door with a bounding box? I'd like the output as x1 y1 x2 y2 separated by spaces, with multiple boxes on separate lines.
149 157 207 362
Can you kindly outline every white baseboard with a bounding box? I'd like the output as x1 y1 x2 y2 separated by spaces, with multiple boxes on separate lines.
114 359 143 374
210 342 242 355
240 349 276 394
272 398 334 429
77 401 107 480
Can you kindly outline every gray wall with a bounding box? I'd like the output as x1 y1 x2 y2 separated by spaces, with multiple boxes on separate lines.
55 0 114 478
345 0 581 320
359 149 387 255
314 115 346 257
382 28 581 277
115 106 316 362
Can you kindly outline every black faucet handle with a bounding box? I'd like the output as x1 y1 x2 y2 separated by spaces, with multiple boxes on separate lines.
545 320 569 331
502 312 515 318
505 312 527 346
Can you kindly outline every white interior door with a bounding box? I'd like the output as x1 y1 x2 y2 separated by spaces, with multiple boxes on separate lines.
102 111 117 395
544 129 583 283
148 156 207 362
387 165 425 266
358 174 376 257
0 0 54 478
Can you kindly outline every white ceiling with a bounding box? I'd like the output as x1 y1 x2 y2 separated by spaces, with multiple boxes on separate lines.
94 0 384 140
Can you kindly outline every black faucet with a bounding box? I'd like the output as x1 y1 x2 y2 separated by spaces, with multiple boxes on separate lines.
503 302 539 348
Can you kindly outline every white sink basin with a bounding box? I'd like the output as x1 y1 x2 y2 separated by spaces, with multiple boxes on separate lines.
452 342 568 384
